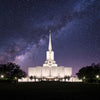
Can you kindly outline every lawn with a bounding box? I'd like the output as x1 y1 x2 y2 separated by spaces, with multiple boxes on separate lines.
0 81 100 100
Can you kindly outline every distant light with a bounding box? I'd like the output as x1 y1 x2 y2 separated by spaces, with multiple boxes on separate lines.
96 75 99 78
1 75 4 78
15 77 17 80
83 76 85 79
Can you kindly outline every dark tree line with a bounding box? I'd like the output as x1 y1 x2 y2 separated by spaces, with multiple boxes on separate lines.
0 62 27 82
76 63 100 83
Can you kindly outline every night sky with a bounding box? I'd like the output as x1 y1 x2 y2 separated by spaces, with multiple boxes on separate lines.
0 0 100 76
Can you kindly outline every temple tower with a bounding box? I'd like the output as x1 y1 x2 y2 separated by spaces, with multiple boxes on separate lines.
43 30 57 67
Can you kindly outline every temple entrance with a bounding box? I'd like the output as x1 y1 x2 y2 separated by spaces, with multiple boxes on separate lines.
46 78 55 81
45 77 58 81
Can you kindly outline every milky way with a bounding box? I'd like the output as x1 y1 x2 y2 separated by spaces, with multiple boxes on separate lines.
0 0 100 75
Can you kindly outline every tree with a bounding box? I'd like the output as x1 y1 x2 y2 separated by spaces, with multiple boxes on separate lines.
0 62 27 82
30 76 33 80
67 76 70 81
76 63 100 83
64 76 70 81
33 76 37 82
64 76 67 81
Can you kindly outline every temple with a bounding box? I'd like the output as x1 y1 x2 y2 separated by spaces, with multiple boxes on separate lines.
18 31 82 82
28 30 72 80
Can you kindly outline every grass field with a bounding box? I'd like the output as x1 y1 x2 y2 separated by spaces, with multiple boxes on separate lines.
0 81 100 100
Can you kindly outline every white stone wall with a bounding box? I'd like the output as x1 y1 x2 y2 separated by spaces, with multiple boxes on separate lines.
28 66 42 77
46 51 54 61
58 67 64 78
64 67 72 76
28 66 72 78
70 77 82 82
18 76 82 82
18 77 29 82
35 67 42 78
28 67 36 76
42 67 50 77
51 67 58 77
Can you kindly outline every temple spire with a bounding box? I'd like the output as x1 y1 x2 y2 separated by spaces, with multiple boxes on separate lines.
48 30 52 51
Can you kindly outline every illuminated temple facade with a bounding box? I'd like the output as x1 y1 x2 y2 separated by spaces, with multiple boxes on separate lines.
18 31 82 82
28 30 72 79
